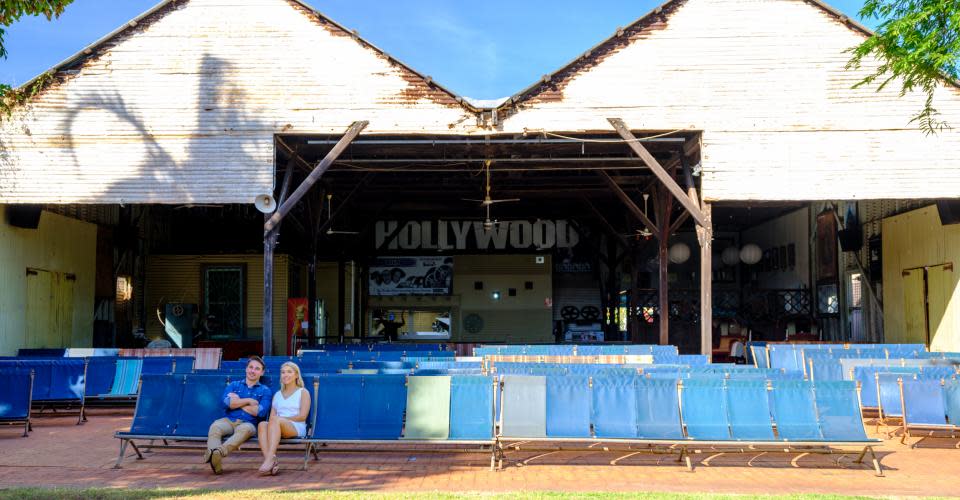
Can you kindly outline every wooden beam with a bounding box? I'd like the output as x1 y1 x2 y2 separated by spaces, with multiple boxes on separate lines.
265 121 368 235
598 171 659 237
275 136 316 174
607 118 706 227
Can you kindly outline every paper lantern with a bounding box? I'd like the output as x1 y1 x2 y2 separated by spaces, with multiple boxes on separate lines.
721 246 740 266
668 243 691 264
740 243 762 265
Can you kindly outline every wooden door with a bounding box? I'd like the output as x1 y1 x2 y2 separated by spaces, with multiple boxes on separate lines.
926 263 956 351
25 269 55 348
56 273 75 347
901 268 927 345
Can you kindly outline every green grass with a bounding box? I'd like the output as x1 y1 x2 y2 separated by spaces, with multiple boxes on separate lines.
0 490 933 500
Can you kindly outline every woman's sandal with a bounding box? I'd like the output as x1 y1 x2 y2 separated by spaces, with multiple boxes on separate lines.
269 456 280 476
257 459 273 476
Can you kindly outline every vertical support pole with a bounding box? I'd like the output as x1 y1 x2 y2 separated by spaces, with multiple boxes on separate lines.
307 254 317 347
658 235 669 346
263 229 278 356
699 202 713 358
630 244 642 343
337 258 346 343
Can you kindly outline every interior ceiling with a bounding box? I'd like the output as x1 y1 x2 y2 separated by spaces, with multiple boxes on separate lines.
711 202 807 232
276 132 702 233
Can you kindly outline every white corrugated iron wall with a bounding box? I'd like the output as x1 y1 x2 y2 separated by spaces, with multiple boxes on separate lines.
0 0 476 205
499 0 960 201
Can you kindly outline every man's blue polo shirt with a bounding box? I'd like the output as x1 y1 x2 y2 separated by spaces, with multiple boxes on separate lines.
220 379 272 425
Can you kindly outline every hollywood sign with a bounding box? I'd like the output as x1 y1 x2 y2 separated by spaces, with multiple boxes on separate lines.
375 220 580 251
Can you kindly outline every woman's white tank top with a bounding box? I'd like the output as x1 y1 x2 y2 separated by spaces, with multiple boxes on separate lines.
272 387 307 437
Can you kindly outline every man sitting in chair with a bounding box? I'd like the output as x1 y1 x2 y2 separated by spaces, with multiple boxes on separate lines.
203 355 272 474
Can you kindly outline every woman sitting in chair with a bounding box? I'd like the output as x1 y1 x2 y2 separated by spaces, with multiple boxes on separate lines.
257 361 311 475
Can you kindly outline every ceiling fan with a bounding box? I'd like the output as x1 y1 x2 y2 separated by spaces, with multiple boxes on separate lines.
462 160 519 230
622 193 654 240
324 193 359 235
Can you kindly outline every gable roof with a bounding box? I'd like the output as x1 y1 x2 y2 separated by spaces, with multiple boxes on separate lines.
494 0 880 111
10 0 481 113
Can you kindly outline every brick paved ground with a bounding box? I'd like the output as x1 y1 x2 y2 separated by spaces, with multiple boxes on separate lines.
1 408 958 496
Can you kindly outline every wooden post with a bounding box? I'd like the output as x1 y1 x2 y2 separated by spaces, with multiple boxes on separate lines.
655 187 674 346
699 202 714 358
263 230 278 356
657 236 669 346
337 258 346 343
263 124 365 355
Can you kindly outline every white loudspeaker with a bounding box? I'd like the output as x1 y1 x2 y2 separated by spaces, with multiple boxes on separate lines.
254 194 277 213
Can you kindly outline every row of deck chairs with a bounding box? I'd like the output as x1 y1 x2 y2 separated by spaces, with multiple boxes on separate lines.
474 344 680 357
0 356 195 431
295 350 455 361
495 375 882 474
115 372 883 475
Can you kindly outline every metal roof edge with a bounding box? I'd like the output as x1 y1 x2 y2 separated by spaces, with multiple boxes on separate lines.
495 0 960 112
10 0 481 115
12 0 178 92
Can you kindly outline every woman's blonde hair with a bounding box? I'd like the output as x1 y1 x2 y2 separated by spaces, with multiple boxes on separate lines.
280 361 305 389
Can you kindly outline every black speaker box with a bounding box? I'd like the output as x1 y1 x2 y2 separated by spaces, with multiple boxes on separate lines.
6 205 42 229
937 200 960 225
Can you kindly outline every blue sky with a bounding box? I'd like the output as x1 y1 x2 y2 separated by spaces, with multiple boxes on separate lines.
1 0 876 99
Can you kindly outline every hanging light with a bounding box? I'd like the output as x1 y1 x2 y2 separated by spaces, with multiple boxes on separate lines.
668 242 691 264
721 246 740 267
740 243 762 265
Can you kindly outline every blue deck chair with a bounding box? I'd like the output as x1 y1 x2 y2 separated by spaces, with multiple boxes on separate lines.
854 366 916 408
945 379 960 427
141 357 175 375
814 381 868 441
680 378 731 440
768 346 803 373
545 376 591 438
170 356 195 373
726 379 775 441
748 343 768 368
899 378 954 446
499 375 547 438
770 380 823 441
173 375 230 437
592 376 638 438
107 359 143 396
406 375 451 410
311 375 362 439
219 360 248 371
449 376 494 440
84 357 118 397
0 368 34 436
358 375 406 439
877 372 910 419
636 378 684 439
126 374 183 436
